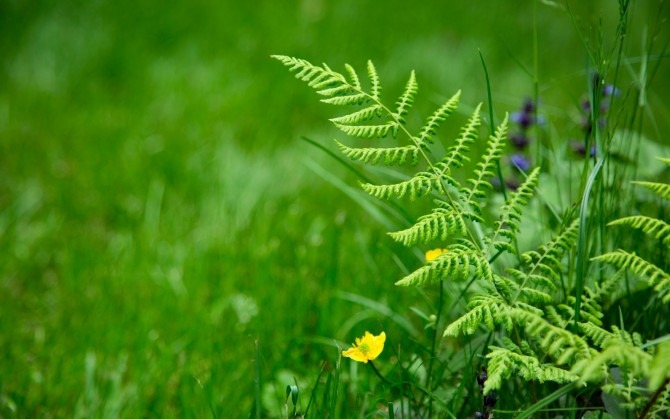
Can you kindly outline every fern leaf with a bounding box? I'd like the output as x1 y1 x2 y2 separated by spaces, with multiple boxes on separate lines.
525 314 594 364
367 60 381 101
394 71 418 123
632 180 670 200
336 140 419 166
333 121 398 138
388 205 467 245
438 103 481 170
489 167 541 252
515 218 580 290
578 322 614 347
593 250 670 302
396 242 491 287
344 63 361 90
507 269 556 291
443 294 511 336
329 104 383 125
493 275 552 304
572 341 652 384
462 114 508 214
361 172 438 200
272 55 345 88
321 93 368 106
485 346 577 394
416 91 461 146
608 215 670 245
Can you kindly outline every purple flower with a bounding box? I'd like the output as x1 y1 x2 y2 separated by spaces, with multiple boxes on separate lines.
521 97 535 113
509 132 530 149
510 153 531 171
511 111 533 128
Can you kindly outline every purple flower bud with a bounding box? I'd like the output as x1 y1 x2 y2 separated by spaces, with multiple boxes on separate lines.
522 98 535 113
509 132 530 149
476 367 488 387
484 391 498 409
510 153 531 172
510 111 533 128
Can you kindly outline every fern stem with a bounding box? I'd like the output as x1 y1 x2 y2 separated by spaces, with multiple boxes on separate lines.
638 377 670 419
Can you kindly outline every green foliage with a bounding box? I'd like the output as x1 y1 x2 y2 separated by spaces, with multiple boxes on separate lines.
275 54 670 418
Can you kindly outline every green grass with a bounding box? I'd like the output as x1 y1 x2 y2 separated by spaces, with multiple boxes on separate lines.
1 1 669 417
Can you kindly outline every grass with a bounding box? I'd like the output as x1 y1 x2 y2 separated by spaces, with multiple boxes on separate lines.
1 0 669 417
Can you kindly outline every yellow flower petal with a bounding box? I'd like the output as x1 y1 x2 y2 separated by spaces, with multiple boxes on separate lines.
425 248 448 262
342 331 386 363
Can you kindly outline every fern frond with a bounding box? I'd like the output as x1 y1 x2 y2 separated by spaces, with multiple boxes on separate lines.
489 167 541 252
362 172 438 200
608 215 670 245
443 294 511 336
416 91 461 145
572 341 652 384
388 205 467 245
329 104 383 125
507 218 580 294
336 140 419 166
493 275 553 305
525 314 594 365
367 60 381 101
632 180 670 200
272 55 345 88
593 250 670 302
344 63 361 90
396 241 491 287
462 115 508 214
485 346 577 394
507 269 556 291
439 104 481 170
394 71 417 123
320 93 368 106
544 305 570 329
332 121 399 138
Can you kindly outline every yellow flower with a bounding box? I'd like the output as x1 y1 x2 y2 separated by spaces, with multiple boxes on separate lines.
425 248 448 262
342 331 386 363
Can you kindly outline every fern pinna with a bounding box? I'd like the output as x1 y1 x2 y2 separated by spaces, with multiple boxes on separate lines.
274 55 670 417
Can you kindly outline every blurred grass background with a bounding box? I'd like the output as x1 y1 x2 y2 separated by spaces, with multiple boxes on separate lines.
1 0 668 416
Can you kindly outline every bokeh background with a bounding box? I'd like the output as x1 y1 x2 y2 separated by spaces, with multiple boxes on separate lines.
1 0 668 416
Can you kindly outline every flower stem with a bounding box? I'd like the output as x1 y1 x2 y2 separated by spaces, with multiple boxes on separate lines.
368 360 393 386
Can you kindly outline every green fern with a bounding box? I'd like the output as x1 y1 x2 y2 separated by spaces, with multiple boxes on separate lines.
274 55 670 417
396 240 492 287
594 249 670 302
485 346 577 394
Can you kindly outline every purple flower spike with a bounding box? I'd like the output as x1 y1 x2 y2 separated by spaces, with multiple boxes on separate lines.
510 132 530 149
512 111 533 129
522 98 535 113
510 153 531 172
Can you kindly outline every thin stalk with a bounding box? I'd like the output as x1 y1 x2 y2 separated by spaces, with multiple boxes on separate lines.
425 281 444 418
